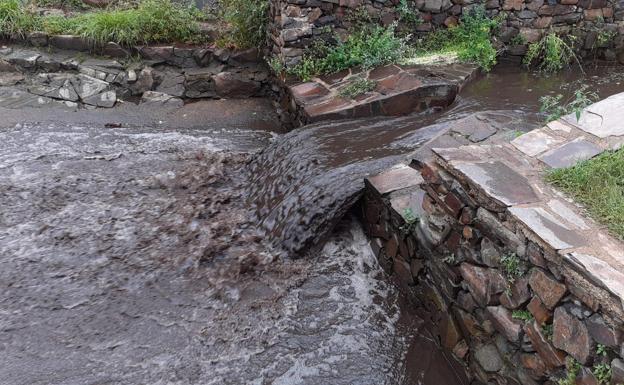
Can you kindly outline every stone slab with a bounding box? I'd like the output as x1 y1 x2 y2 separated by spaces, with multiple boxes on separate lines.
511 129 565 157
366 164 424 196
564 252 624 309
546 199 590 230
509 206 585 250
453 161 539 207
568 92 624 138
538 139 602 169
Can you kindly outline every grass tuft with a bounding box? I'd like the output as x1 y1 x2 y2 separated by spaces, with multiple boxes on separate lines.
547 147 624 240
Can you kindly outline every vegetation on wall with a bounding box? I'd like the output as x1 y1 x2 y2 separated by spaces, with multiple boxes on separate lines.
524 32 581 73
217 0 268 49
0 0 205 45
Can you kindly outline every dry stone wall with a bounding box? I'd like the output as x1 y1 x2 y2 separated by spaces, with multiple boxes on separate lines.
361 94 624 384
269 0 624 66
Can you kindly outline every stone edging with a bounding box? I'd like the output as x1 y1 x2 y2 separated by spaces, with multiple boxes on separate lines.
360 93 624 384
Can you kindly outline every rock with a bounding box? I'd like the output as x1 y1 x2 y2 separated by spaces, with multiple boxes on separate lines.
139 46 174 62
155 71 186 98
4 49 40 69
82 90 116 108
500 276 531 309
459 263 506 306
524 321 566 369
213 72 261 98
49 35 91 51
552 306 593 364
502 0 523 10
71 74 109 100
520 353 548 379
612 359 624 385
102 42 130 58
528 269 566 309
486 306 523 343
586 314 621 348
440 311 462 350
474 344 504 372
0 72 24 87
422 0 452 12
128 67 154 96
28 32 48 47
141 91 184 108
229 48 261 63
527 296 551 325
0 59 16 72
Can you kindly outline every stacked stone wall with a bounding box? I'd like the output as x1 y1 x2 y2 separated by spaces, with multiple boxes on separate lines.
361 98 624 385
269 0 624 66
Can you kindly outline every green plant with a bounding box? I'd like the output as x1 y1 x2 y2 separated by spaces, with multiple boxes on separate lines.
512 309 534 322
397 0 420 25
597 343 608 357
414 6 501 71
500 253 524 283
266 55 284 75
338 77 376 99
542 323 553 341
400 207 419 234
593 363 612 384
539 85 599 122
596 30 616 47
547 147 624 240
442 253 456 264
218 0 268 48
0 0 41 38
524 32 581 73
558 358 581 385
289 24 407 80
509 34 526 45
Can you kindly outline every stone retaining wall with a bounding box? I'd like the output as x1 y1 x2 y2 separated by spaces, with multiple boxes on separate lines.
361 94 624 384
269 0 624 66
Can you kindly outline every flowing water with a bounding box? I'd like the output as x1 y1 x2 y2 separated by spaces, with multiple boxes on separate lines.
3 63 624 385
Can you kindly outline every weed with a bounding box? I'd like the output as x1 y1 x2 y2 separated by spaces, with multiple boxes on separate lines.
558 358 581 385
539 85 599 122
509 34 526 45
399 207 419 234
524 32 581 73
413 6 501 71
597 343 608 357
266 55 284 76
218 0 268 49
511 309 534 322
338 77 376 99
547 146 624 240
289 24 407 80
593 363 612 385
442 253 456 264
500 253 524 283
542 323 553 341
0 0 40 38
397 0 420 26
34 0 88 10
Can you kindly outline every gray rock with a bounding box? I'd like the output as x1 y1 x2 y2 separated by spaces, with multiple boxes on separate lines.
474 344 504 372
83 90 117 108
141 91 184 108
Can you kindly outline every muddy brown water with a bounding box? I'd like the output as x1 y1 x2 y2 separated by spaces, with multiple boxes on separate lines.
2 63 624 385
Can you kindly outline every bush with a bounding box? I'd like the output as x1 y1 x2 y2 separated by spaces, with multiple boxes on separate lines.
539 85 598 122
414 6 501 71
524 32 580 73
218 0 268 49
0 0 203 45
289 24 407 81
0 0 41 38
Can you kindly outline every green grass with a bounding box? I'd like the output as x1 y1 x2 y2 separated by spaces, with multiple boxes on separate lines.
217 0 268 49
547 147 624 240
288 24 408 81
0 0 205 45
411 6 501 71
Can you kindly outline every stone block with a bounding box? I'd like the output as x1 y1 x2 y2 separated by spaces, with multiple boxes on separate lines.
486 305 524 342
459 263 507 306
500 276 531 309
568 92 624 138
527 296 552 325
529 269 567 309
475 343 504 372
509 206 586 251
366 165 423 196
520 353 548 379
552 306 593 364
524 321 566 369
511 129 564 157
503 0 524 10
586 314 621 348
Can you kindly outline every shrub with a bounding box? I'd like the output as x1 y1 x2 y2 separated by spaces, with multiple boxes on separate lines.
338 77 376 99
289 24 407 81
524 32 580 73
218 0 268 49
539 85 598 122
0 0 40 38
414 6 501 71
